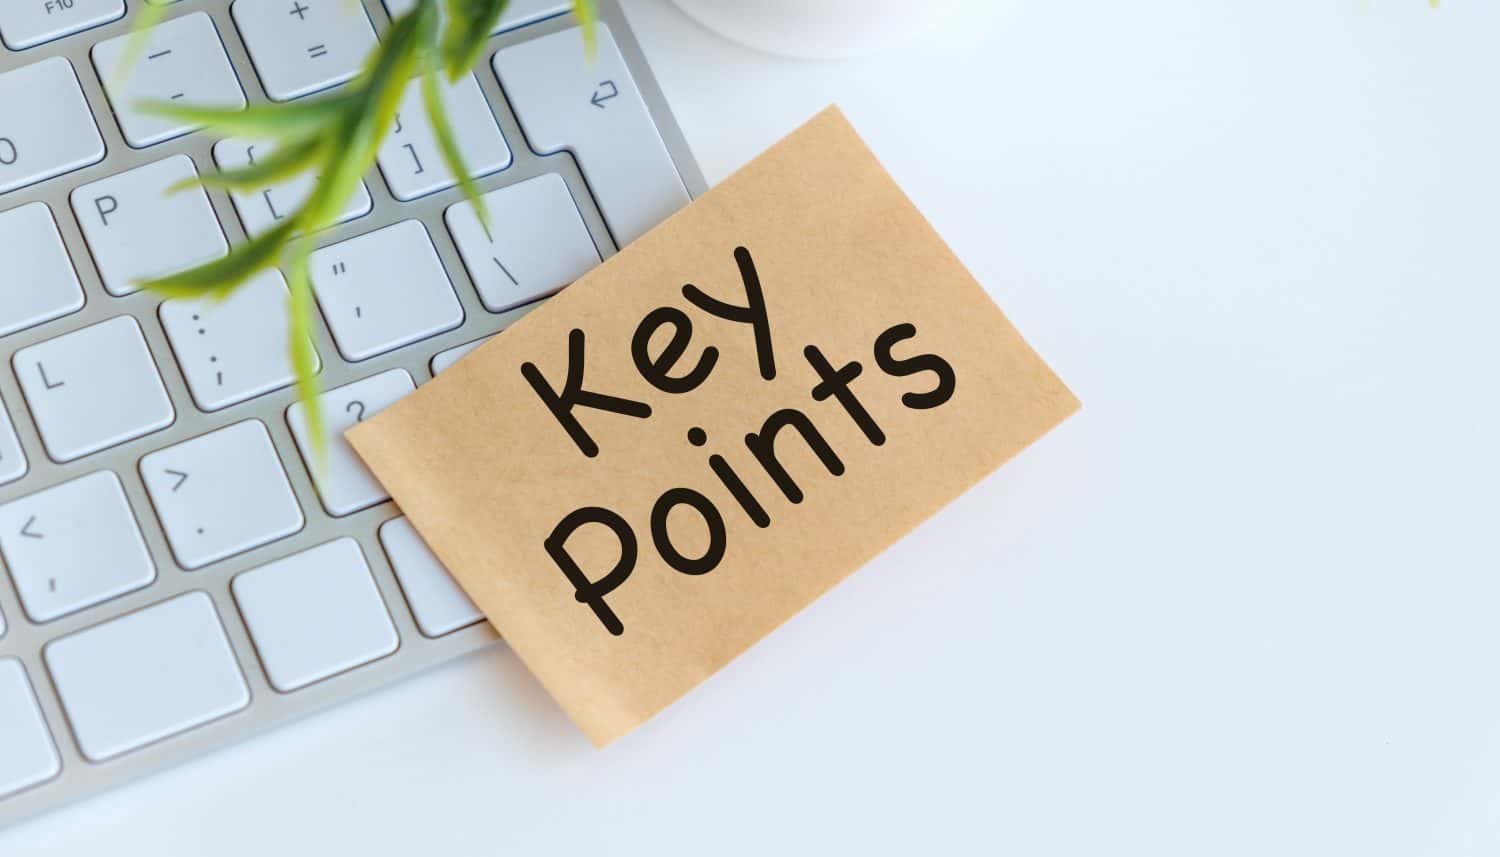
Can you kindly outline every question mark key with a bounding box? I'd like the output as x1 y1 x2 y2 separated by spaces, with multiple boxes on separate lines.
287 368 417 516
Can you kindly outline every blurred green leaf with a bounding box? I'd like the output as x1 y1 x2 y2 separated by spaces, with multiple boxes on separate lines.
132 0 599 456
137 94 360 139
442 0 510 80
141 219 300 299
179 138 325 193
113 1 167 82
573 0 598 57
422 65 490 235
286 243 325 466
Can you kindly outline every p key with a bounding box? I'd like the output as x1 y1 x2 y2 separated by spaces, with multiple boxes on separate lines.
71 155 230 298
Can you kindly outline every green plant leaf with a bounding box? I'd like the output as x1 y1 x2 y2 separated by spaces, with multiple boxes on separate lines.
177 137 326 193
441 0 510 80
137 94 360 140
139 219 299 299
286 242 325 464
573 0 598 58
127 0 601 459
113 1 167 82
300 2 429 234
421 65 490 235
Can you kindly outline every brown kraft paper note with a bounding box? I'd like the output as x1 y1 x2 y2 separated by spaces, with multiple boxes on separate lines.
348 106 1080 747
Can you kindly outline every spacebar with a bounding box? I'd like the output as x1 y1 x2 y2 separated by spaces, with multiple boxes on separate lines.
494 23 690 247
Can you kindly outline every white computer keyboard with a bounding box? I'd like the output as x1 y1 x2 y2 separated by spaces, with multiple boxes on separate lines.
0 0 703 829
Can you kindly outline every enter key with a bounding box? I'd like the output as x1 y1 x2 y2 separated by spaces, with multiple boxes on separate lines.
494 23 690 248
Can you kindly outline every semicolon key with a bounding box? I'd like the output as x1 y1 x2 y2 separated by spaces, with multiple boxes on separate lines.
160 270 321 412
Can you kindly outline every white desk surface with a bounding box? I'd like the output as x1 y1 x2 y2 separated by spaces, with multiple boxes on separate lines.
6 1 1498 853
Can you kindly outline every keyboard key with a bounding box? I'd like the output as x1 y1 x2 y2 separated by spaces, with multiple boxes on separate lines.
382 0 568 34
446 174 600 312
233 0 379 102
92 12 246 148
494 25 689 247
431 335 495 375
380 517 482 637
0 660 60 799
233 538 398 692
13 316 175 462
160 269 319 411
0 203 85 339
287 369 414 516
71 155 229 297
0 0 123 50
212 138 373 238
377 72 512 201
0 471 155 623
0 398 24 486
310 221 463 361
0 58 106 195
141 421 304 571
45 592 249 761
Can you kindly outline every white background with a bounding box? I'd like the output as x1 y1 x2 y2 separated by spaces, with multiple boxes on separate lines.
6 0 1499 853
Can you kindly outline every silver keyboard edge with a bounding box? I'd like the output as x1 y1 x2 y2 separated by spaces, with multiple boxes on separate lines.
0 0 706 831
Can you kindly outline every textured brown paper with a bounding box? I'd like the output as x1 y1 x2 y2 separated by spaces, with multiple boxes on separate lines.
348 107 1079 746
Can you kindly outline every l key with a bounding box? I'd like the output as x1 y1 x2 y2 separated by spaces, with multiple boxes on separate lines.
494 24 690 247
13 316 176 463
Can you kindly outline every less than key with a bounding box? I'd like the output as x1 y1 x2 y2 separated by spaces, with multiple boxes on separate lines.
0 471 157 623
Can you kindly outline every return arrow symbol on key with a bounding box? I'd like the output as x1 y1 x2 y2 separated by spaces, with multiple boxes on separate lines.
590 80 618 109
